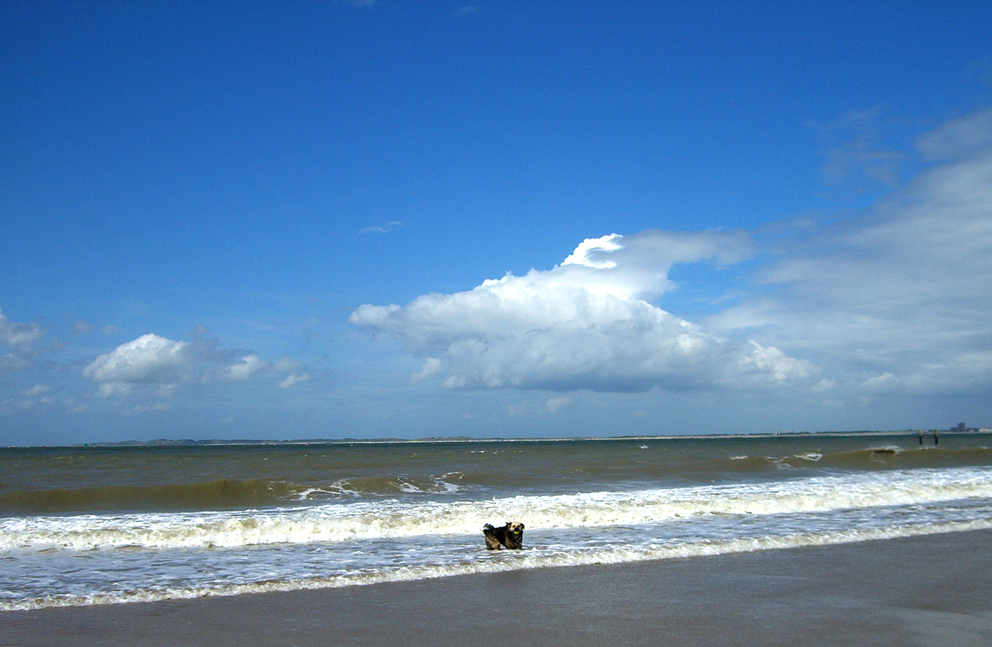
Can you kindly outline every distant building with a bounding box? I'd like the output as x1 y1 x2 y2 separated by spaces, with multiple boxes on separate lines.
948 422 988 433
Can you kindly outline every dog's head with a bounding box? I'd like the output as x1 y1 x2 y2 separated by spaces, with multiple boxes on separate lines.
507 521 524 536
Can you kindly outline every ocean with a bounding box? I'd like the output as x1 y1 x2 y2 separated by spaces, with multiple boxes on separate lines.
3 432 992 612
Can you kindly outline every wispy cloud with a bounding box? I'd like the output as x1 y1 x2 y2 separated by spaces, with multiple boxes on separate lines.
815 107 913 189
916 108 992 160
359 220 403 235
22 384 51 397
715 109 992 399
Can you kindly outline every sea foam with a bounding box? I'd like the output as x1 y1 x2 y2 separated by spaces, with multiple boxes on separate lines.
3 467 991 555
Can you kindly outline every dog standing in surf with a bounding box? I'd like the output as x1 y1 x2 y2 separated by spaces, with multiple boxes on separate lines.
483 521 525 550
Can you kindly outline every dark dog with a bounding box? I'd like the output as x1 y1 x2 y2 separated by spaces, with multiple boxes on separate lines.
483 521 525 550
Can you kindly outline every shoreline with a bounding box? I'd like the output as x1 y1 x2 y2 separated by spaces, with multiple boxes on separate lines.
4 528 992 646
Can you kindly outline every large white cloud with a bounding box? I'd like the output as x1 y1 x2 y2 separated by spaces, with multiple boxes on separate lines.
351 230 810 392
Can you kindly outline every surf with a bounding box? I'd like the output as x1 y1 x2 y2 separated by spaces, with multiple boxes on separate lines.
5 466 992 555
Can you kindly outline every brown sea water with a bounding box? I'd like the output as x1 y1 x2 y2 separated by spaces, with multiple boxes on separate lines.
2 432 992 610
4 433 990 514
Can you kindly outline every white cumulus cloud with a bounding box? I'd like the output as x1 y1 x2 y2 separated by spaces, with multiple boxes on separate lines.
83 334 190 395
739 341 813 382
81 333 279 398
351 229 808 393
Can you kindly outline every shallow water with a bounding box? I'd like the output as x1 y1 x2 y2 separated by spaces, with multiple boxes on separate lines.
2 433 991 610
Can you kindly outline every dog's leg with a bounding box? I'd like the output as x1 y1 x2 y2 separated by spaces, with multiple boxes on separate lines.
482 525 502 550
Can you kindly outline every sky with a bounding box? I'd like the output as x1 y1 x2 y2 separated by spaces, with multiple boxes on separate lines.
2 1 991 445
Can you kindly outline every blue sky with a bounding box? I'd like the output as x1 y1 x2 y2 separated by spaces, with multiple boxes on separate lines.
2 1 991 445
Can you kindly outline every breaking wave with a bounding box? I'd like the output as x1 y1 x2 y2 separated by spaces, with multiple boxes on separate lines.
4 467 991 555
0 474 465 515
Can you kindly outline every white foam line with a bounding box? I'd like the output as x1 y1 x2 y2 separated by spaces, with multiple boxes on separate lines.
4 467 992 554
4 519 992 612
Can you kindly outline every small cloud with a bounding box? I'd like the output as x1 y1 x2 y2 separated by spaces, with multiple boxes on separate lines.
359 220 403 235
457 5 480 16
273 355 305 373
131 402 173 414
22 384 51 397
72 320 94 335
740 340 812 382
278 372 310 389
546 397 571 412
413 358 443 382
0 355 31 371
506 403 528 417
0 309 45 352
811 379 836 393
97 382 133 398
223 354 267 381
102 324 119 335
863 372 900 393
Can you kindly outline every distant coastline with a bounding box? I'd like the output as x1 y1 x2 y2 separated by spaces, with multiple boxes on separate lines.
8 426 989 450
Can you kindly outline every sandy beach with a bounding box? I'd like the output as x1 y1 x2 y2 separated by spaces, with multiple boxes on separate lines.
3 528 991 647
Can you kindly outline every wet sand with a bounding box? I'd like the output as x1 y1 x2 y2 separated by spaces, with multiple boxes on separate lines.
3 529 992 647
